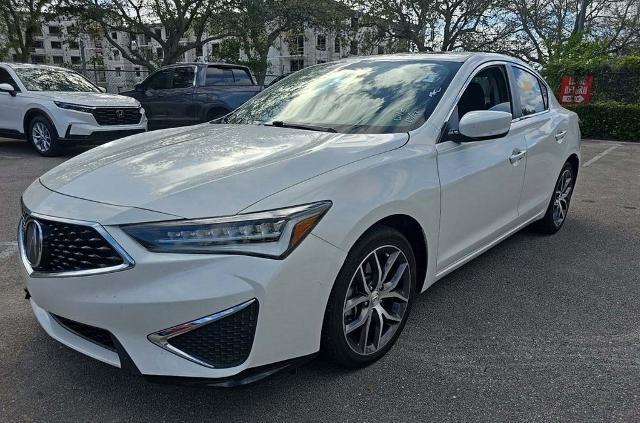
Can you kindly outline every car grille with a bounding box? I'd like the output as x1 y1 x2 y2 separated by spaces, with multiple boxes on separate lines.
51 314 116 352
168 301 259 368
92 108 141 126
22 215 126 273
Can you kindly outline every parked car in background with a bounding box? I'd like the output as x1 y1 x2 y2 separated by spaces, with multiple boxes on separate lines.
19 53 580 385
121 63 262 130
0 63 147 156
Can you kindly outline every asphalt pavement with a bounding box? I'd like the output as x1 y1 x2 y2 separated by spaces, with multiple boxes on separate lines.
0 138 639 422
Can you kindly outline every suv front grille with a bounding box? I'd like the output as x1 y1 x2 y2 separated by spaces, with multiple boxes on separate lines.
51 314 116 351
20 214 129 274
92 108 141 126
166 300 259 368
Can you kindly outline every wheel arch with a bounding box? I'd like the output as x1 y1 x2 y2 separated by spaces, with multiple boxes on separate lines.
567 153 579 177
23 107 59 137
350 214 429 294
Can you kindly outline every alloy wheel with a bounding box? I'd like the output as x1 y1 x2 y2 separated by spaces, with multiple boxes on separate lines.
552 167 573 227
342 245 411 355
32 121 52 153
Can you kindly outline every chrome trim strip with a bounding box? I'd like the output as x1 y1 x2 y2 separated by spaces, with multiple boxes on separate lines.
18 210 135 278
147 299 257 369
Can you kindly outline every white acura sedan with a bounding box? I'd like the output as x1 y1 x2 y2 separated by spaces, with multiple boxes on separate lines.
19 53 580 386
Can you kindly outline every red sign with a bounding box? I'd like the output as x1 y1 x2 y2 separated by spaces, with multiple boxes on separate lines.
559 75 593 104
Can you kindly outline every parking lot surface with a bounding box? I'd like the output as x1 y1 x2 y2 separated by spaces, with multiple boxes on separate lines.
0 138 639 422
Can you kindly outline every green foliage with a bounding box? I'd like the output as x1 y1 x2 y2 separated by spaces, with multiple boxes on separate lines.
565 102 640 141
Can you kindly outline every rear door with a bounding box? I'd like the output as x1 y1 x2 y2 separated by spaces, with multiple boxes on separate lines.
509 65 568 218
436 63 528 272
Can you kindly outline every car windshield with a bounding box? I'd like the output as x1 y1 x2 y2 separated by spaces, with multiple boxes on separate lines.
14 68 99 92
225 59 461 134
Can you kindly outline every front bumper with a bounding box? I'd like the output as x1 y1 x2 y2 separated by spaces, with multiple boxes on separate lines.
20 189 344 380
50 106 148 142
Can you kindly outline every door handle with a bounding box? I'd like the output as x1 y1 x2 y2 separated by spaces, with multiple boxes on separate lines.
555 130 567 141
509 149 527 164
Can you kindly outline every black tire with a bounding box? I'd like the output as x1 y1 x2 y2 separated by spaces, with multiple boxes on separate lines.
532 161 576 234
321 226 416 368
27 115 63 156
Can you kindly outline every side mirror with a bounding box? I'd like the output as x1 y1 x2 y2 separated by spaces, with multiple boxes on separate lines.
458 110 512 141
98 86 107 93
0 83 17 97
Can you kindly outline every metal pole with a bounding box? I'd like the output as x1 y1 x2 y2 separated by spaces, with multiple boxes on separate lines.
80 38 87 75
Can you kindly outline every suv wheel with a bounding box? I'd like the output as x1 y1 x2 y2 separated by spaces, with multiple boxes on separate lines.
321 226 416 368
28 116 62 156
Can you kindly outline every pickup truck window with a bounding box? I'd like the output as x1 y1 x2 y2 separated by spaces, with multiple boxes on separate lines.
146 69 172 90
172 66 195 88
232 69 253 85
206 67 234 86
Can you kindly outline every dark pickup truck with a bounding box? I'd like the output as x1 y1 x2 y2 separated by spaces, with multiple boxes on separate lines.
121 63 262 130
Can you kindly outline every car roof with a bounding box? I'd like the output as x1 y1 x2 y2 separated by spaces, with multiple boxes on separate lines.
161 62 252 70
0 62 76 72
337 51 525 64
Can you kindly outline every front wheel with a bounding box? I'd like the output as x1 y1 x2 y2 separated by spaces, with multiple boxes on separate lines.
28 116 62 156
532 161 576 234
321 226 416 368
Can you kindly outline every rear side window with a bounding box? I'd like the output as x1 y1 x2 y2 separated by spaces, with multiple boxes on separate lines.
206 67 234 85
512 67 546 116
232 69 253 85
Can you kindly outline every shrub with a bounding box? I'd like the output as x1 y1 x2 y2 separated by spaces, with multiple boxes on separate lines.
565 102 640 141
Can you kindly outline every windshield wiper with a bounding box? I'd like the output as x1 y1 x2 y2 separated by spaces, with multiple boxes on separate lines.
269 121 337 133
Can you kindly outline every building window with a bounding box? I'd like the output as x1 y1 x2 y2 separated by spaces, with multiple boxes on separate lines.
113 49 120 60
31 55 45 64
51 41 62 49
97 71 106 82
334 37 340 53
316 34 326 51
144 34 152 45
115 67 121 76
210 43 220 57
69 40 79 50
296 34 304 55
156 47 164 59
350 40 358 55
377 45 384 55
111 31 118 40
52 56 63 64
154 28 162 39
32 40 44 50
135 67 141 76
196 45 203 57
71 56 81 65
48 26 61 35
290 58 304 72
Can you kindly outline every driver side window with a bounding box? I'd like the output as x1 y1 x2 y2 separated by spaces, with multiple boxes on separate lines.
145 69 172 90
445 65 512 141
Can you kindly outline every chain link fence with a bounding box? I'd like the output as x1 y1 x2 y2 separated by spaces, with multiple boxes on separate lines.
77 68 150 94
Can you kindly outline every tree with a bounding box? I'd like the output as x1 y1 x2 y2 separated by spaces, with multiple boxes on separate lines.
61 0 231 70
509 0 640 65
0 0 52 62
350 0 516 53
209 0 351 84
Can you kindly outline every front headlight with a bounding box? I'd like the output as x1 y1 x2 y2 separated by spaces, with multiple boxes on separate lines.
121 201 332 259
54 101 94 113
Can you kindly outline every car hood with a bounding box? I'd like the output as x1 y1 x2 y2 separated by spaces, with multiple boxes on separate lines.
32 91 140 107
40 124 408 218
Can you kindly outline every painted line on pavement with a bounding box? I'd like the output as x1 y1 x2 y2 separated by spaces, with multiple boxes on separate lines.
583 145 619 167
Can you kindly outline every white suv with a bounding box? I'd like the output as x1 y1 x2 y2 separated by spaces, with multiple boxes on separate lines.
0 63 147 156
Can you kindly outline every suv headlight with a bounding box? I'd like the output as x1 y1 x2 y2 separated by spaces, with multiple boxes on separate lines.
54 101 94 113
121 201 332 259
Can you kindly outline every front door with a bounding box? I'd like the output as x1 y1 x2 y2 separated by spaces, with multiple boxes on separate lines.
436 64 527 272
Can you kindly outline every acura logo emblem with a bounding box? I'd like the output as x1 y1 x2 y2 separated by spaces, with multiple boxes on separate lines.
24 219 43 268
116 109 124 118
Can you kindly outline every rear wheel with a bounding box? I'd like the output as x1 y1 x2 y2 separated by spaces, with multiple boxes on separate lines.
321 227 416 368
532 161 576 234
28 115 62 156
